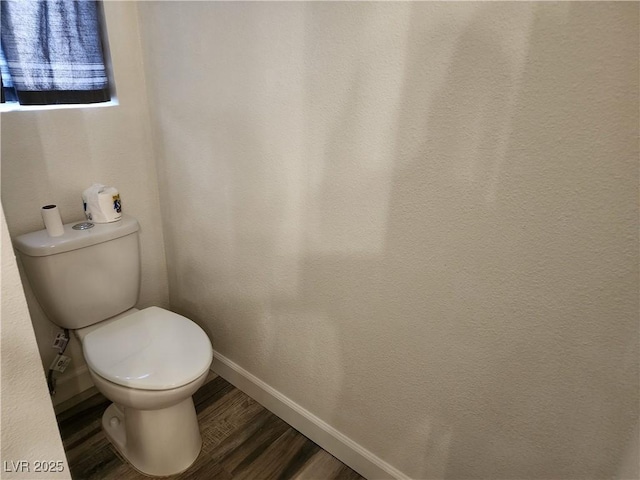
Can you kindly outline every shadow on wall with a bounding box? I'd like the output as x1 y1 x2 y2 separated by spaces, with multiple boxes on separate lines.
355 3 527 476
153 1 638 479
379 2 637 478
1 111 101 235
272 2 534 477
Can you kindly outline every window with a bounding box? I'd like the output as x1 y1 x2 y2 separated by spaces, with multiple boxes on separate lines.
0 0 113 110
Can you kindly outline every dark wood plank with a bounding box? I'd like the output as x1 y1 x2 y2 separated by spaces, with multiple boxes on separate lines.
291 450 346 480
220 412 291 474
231 428 310 480
275 437 321 480
333 465 367 480
57 376 365 480
69 442 122 480
193 375 236 413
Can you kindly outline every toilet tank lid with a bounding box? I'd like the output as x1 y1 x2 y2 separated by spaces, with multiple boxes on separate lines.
13 214 139 257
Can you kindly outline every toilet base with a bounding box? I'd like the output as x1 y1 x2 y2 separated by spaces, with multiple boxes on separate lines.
102 398 202 477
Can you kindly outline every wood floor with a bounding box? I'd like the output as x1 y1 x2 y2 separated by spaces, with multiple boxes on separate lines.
57 375 364 480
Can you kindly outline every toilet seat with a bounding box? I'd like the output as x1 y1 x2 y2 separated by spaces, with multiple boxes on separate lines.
83 306 213 390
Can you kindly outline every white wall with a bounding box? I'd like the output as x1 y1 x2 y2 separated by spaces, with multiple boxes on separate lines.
0 2 169 404
618 422 639 480
1 203 70 479
138 2 639 479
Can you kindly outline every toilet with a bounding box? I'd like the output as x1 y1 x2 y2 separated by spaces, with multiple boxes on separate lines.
13 214 213 477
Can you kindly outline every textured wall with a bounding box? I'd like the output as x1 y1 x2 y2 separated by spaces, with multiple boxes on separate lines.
140 2 639 478
0 3 169 403
1 204 70 479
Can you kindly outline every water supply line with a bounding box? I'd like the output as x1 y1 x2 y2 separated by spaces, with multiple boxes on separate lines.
47 328 70 396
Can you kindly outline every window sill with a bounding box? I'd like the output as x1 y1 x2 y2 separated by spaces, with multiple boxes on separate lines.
0 98 119 113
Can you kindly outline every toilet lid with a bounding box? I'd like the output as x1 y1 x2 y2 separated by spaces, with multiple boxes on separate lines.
83 307 213 390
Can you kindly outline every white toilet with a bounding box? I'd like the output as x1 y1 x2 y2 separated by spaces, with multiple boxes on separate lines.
14 214 213 477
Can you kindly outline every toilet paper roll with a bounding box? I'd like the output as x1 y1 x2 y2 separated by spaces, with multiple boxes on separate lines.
41 205 64 237
82 184 122 223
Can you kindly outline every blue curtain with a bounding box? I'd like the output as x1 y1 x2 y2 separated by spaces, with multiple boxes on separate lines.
1 0 110 105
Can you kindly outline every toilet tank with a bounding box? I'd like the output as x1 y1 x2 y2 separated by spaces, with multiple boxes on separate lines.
13 214 141 329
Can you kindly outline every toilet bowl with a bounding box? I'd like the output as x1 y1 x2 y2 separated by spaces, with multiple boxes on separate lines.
13 215 213 476
76 306 213 476
89 370 209 476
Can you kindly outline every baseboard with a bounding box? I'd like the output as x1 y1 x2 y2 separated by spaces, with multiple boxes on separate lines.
52 364 95 408
211 350 408 480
